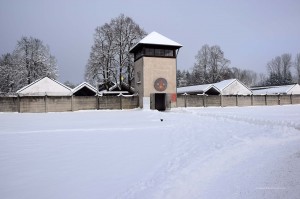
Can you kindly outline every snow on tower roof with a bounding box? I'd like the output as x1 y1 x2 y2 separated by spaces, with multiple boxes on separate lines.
130 31 182 52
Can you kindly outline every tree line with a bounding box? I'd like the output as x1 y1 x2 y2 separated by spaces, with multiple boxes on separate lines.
1 14 300 95
177 44 300 87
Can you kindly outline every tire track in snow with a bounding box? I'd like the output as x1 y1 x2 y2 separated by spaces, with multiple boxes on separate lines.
192 111 300 132
0 125 173 135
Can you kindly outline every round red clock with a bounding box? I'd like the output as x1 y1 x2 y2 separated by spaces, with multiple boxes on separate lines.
154 78 168 91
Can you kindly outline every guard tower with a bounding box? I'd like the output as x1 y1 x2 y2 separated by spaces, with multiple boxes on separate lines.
130 31 182 110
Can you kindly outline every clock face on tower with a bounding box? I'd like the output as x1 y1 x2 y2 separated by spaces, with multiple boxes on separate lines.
154 78 168 91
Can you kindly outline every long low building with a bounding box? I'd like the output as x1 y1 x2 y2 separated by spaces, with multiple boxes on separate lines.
251 84 300 95
177 79 252 95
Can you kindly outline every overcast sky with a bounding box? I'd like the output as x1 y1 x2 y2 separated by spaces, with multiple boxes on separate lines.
1 0 300 84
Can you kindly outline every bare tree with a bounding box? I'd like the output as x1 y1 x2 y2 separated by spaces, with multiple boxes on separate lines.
192 44 230 84
266 53 293 85
85 14 146 88
230 67 257 86
295 53 300 84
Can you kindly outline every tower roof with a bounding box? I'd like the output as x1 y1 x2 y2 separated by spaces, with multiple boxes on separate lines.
130 31 182 53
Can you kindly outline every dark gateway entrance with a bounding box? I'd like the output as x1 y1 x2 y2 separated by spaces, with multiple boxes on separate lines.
155 93 166 111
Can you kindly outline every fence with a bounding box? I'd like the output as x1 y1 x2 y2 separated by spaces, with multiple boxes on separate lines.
1 94 300 113
0 95 139 113
177 94 300 108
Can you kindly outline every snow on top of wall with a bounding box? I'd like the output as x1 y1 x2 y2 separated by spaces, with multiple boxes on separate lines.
17 77 72 96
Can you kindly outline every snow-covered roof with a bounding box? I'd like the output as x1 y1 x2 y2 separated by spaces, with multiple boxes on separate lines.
16 77 72 96
213 79 237 91
72 82 98 95
251 84 300 95
214 79 252 94
177 79 252 95
177 84 220 94
130 31 182 52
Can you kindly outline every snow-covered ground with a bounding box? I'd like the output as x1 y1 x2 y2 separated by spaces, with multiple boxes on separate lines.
1 105 300 199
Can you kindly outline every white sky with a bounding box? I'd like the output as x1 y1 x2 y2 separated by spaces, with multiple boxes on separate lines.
0 0 300 84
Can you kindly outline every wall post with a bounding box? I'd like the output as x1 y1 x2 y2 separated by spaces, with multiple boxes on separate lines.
236 94 238 106
44 93 48 113
265 94 267 106
220 95 223 107
17 94 21 113
278 94 280 105
119 94 123 109
290 94 293 104
71 95 74 111
251 94 253 106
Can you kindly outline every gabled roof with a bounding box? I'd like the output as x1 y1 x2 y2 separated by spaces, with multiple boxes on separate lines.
251 84 300 95
72 82 98 95
177 84 220 94
130 31 182 53
213 79 237 91
16 77 72 96
214 79 252 94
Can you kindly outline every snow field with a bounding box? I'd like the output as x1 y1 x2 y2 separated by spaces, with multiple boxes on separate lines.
1 105 300 199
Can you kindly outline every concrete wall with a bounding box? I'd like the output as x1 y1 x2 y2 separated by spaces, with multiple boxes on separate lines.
2 95 300 112
292 95 300 104
0 95 139 113
176 94 300 108
222 96 237 107
252 95 266 106
73 96 97 111
206 95 221 107
0 97 18 112
177 95 186 107
47 96 72 112
121 96 139 109
20 96 46 113
186 95 204 107
237 96 252 106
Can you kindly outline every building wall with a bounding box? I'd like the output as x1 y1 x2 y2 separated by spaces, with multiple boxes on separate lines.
134 58 144 108
134 56 177 109
142 57 176 97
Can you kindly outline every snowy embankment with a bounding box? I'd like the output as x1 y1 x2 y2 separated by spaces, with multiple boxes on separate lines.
1 105 300 199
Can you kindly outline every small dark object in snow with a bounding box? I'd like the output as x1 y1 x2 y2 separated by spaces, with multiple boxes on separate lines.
160 119 163 122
